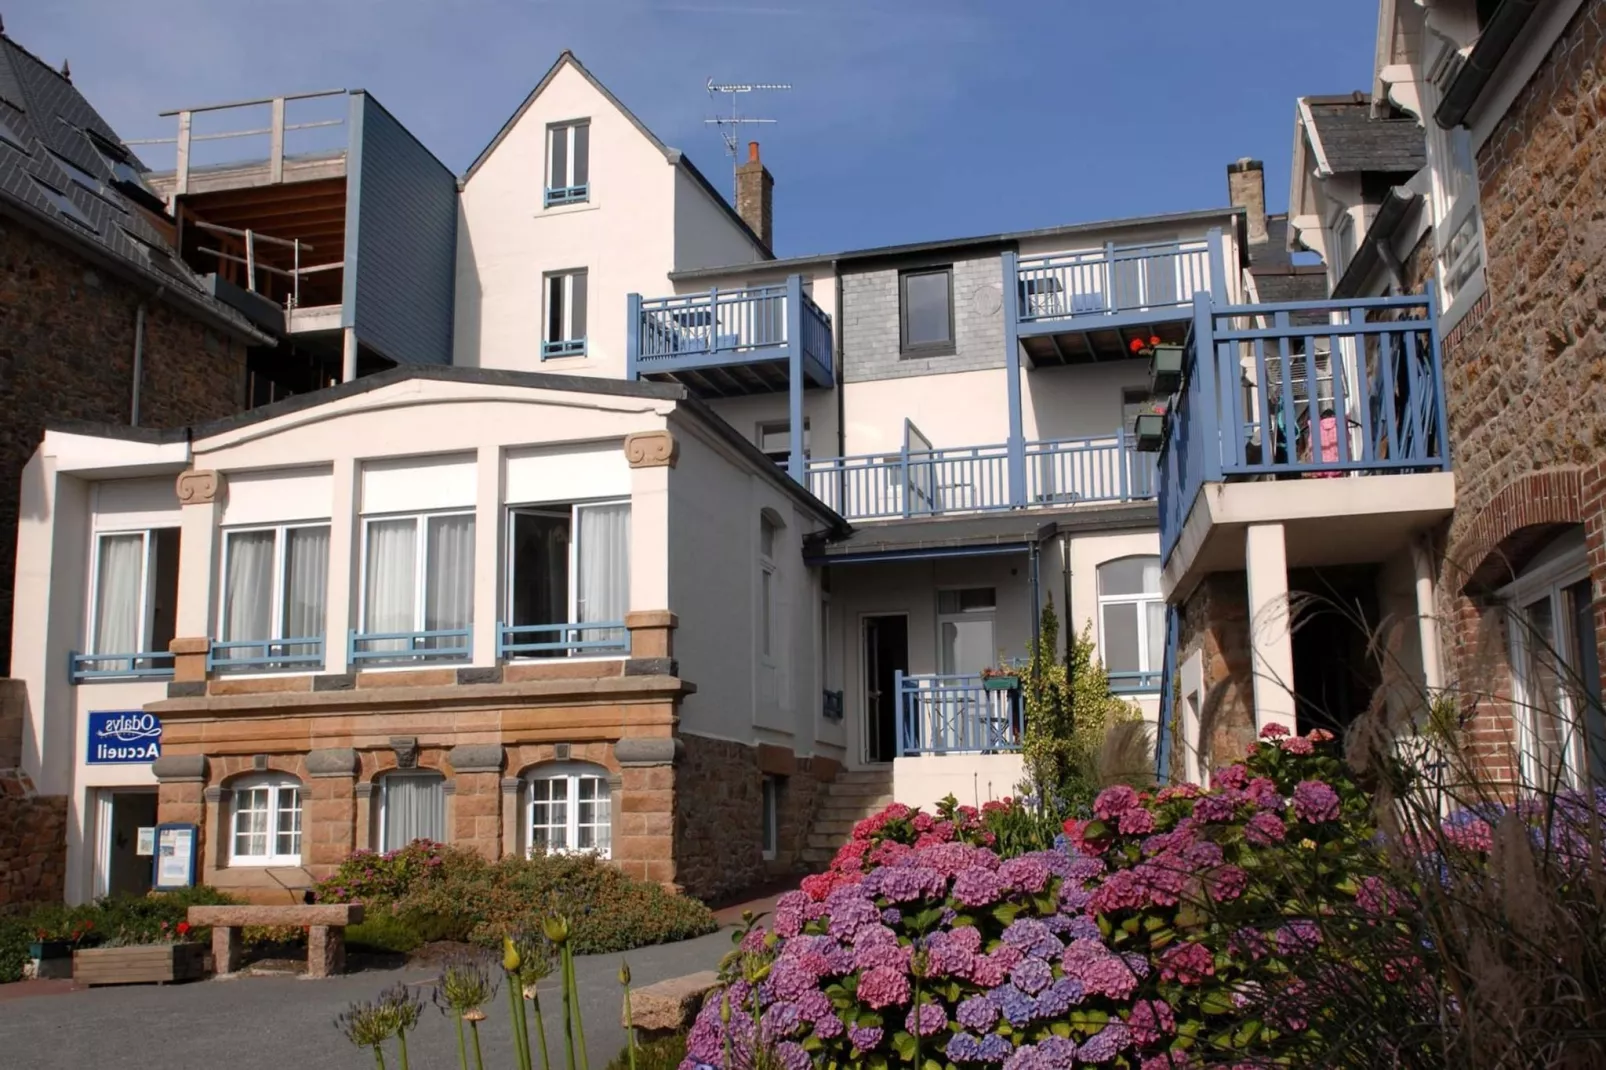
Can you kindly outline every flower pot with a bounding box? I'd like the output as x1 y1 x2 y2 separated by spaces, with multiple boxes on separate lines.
28 940 72 961
72 942 206 986
982 675 1020 691
1134 413 1166 452
1148 344 1184 394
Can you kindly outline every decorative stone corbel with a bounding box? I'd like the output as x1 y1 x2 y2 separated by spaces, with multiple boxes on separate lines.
175 469 225 505
624 430 678 469
390 736 419 770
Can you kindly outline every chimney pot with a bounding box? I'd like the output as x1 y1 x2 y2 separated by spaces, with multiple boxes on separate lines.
747 141 760 163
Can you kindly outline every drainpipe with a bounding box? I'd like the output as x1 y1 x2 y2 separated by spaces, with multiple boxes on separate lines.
1060 532 1073 656
834 262 845 461
130 286 165 426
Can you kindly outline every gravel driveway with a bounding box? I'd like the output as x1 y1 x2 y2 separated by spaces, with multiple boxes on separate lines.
0 928 732 1070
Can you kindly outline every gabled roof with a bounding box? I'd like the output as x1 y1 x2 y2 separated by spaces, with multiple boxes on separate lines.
461 50 772 258
1298 93 1425 176
0 33 268 342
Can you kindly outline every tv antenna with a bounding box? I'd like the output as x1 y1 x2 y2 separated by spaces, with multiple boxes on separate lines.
705 78 790 195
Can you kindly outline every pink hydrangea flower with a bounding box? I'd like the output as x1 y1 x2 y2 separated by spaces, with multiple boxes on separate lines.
1118 807 1156 836
856 964 911 1008
1260 723 1291 738
1158 941 1215 985
1292 780 1341 823
1093 784 1140 820
1282 735 1315 755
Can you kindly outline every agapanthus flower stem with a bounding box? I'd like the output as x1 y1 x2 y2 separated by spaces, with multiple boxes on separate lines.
529 991 552 1070
469 1019 485 1070
453 1017 469 1070
508 973 533 1070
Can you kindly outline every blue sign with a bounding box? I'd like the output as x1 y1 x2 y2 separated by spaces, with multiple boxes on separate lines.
87 711 162 764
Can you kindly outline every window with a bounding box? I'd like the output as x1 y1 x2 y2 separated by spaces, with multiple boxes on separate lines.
542 270 588 359
1331 211 1357 279
217 524 329 669
938 588 996 676
506 501 630 656
1422 72 1486 317
545 121 590 206
90 528 179 665
1097 557 1163 692
761 776 779 860
230 776 303 865
760 515 782 660
900 267 954 354
0 106 26 154
47 149 120 208
757 420 811 467
379 771 447 851
527 763 611 856
28 173 97 233
1503 531 1605 789
360 512 475 656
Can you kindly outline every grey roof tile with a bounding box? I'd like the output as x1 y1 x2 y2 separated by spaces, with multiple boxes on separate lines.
1305 98 1425 175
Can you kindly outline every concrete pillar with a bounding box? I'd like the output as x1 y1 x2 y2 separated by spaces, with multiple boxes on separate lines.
304 749 359 875
341 326 358 383
500 777 521 859
624 430 674 613
1411 537 1444 692
472 444 502 665
174 470 226 680
324 458 358 674
1244 523 1296 735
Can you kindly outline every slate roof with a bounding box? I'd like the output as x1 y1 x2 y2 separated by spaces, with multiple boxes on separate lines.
1303 96 1425 175
0 34 264 340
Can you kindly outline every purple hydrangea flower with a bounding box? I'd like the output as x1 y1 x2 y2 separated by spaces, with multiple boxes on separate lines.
1037 1035 1079 1068
990 983 1038 1026
952 866 1006 907
761 1001 800 1038
867 864 947 903
1001 918 1061 960
847 1024 883 1052
1245 811 1287 845
956 994 999 1031
998 855 1052 893
976 1033 1014 1063
811 1012 844 1039
947 1033 983 1063
1293 780 1341 823
826 895 881 941
1076 1021 1130 1063
793 989 833 1024
773 1041 810 1070
767 961 819 1001
1061 939 1139 1001
905 1001 948 1036
881 907 902 926
1033 977 1084 1017
1009 956 1053 995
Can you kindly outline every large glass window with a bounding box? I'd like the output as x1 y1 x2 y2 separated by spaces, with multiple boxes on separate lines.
900 267 954 353
546 121 590 206
230 775 303 865
89 528 180 666
938 587 996 676
361 512 475 654
1422 73 1486 315
527 763 611 857
218 524 329 669
542 270 588 359
379 771 447 851
506 501 630 656
1098 556 1163 692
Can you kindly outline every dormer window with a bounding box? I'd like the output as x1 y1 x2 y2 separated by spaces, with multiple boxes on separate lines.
546 121 590 207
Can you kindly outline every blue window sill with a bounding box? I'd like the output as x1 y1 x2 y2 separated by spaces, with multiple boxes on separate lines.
544 185 589 207
541 339 587 360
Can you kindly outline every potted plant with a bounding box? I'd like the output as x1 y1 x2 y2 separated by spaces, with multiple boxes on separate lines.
1134 402 1167 452
73 919 205 986
1131 334 1185 394
28 917 94 979
980 666 1020 691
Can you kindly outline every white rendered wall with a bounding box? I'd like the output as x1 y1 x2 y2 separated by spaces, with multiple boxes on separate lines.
1065 529 1164 728
893 754 1025 812
672 165 768 271
1022 359 1149 443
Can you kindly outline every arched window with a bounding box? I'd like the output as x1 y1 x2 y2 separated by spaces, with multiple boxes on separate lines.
1096 556 1163 693
230 774 303 865
526 762 611 857
378 770 447 851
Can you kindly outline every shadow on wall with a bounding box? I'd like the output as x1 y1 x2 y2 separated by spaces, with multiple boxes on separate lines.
452 202 483 368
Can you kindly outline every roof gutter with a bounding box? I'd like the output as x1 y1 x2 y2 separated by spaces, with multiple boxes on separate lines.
1434 0 1542 129
1331 187 1421 298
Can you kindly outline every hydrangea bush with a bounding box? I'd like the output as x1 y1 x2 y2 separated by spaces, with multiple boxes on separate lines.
682 727 1388 1069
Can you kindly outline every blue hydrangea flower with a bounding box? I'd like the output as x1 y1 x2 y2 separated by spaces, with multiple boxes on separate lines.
989 982 1038 1025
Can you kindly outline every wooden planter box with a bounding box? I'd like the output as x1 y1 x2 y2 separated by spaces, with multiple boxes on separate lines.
73 943 206 986
1148 344 1184 394
1134 413 1166 452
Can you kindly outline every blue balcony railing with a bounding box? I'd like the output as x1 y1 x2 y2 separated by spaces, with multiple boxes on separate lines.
348 627 472 666
627 275 833 392
1158 292 1449 561
69 651 174 682
1108 669 1162 694
544 184 588 207
895 672 1023 756
1015 236 1217 326
541 338 586 360
208 637 325 673
806 432 1155 522
497 621 629 659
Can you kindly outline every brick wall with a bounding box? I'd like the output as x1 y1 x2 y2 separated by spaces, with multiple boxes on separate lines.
1174 573 1257 780
840 254 1007 382
1411 0 1606 782
0 220 248 670
0 679 65 905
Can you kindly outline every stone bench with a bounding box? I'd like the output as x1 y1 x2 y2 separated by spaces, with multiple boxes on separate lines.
624 971 722 1037
188 903 365 979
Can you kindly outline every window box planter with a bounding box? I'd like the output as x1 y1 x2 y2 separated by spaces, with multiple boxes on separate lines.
28 939 72 961
1134 413 1166 452
981 674 1020 691
1148 343 1184 394
72 943 206 986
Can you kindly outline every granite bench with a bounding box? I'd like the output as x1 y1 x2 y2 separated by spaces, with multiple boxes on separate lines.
625 971 722 1037
188 903 365 979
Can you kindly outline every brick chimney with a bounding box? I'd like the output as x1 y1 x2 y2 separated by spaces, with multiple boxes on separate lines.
735 141 774 250
1227 157 1268 246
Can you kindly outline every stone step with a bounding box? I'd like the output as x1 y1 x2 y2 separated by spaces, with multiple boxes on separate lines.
828 778 893 794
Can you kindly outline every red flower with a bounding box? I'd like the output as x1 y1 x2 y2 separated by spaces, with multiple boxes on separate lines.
1129 337 1145 353
176 922 191 936
1148 335 1161 346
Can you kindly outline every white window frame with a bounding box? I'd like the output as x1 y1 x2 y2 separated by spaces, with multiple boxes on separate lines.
229 775 303 866
504 498 630 658
1501 533 1597 789
757 419 811 467
761 776 779 860
545 120 590 206
936 587 997 676
542 269 587 359
377 769 448 852
1420 60 1487 327
357 509 476 637
526 762 611 858
86 527 177 658
217 521 331 644
1096 556 1164 692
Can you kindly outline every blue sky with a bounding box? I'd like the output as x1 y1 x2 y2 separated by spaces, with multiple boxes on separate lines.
11 1 1376 258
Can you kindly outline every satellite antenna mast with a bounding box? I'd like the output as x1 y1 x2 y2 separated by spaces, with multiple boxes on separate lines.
704 78 791 196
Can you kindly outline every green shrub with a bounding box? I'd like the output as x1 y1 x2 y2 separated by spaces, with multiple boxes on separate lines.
318 845 718 955
606 1033 686 1070
0 887 240 982
0 913 32 983
345 913 425 954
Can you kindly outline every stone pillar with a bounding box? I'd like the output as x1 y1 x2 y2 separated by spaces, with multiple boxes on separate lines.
613 738 678 886
448 745 505 859
501 777 522 859
626 611 678 659
152 754 208 879
212 925 242 975
307 925 345 979
174 469 225 681
472 444 503 666
304 748 358 874
324 458 358 675
1244 523 1296 735
353 782 375 853
625 430 674 615
201 784 229 884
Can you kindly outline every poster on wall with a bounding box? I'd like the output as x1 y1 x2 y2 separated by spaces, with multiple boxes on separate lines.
152 823 198 890
86 711 162 764
136 827 155 856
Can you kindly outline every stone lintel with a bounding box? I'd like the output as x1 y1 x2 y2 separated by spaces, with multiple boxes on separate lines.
306 748 358 778
614 737 681 767
151 754 208 783
449 744 504 774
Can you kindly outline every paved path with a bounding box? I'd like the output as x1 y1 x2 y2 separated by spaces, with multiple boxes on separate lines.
0 927 733 1069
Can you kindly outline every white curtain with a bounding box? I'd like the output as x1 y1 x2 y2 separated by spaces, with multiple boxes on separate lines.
576 503 630 644
222 531 275 655
383 773 445 849
283 526 330 656
94 533 145 657
365 519 418 651
425 515 476 638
